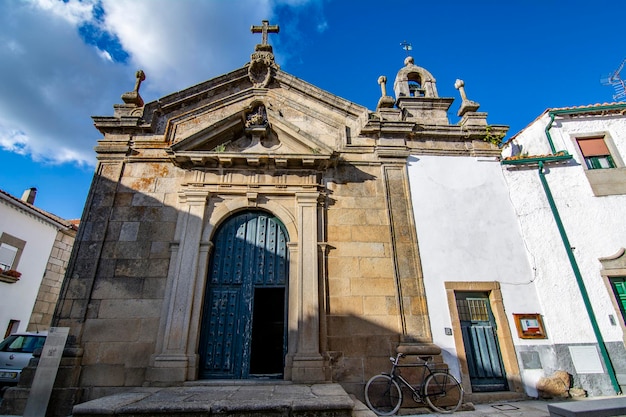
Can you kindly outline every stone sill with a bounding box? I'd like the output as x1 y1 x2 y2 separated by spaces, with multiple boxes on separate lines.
0 273 20 283
585 167 626 196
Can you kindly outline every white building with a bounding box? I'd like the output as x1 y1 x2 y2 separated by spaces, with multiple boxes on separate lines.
0 188 77 337
405 73 626 398
500 103 626 396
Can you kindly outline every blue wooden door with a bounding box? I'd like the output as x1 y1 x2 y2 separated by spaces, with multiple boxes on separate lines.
199 211 288 379
456 293 507 392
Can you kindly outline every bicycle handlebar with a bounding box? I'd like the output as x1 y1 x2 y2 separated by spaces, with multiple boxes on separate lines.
389 352 433 365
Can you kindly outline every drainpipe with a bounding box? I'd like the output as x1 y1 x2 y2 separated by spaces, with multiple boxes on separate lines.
537 160 621 394
544 114 558 154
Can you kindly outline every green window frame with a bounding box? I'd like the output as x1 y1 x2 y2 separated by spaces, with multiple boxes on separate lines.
610 277 626 325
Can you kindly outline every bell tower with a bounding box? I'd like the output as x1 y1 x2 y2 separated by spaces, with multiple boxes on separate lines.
392 56 454 125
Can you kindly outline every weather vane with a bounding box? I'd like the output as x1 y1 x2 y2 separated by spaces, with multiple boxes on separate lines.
400 40 412 56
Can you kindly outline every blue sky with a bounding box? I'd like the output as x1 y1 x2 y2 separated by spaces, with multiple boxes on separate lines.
0 0 624 220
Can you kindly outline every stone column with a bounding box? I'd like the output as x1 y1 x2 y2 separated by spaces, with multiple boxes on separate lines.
186 241 213 379
383 166 433 345
291 192 326 382
147 189 210 384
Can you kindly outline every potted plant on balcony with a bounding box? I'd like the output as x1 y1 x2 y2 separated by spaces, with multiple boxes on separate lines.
0 268 22 283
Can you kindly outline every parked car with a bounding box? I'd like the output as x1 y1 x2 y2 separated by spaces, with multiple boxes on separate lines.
0 331 47 391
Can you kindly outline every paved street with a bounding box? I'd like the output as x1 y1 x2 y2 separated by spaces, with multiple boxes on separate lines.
400 399 552 416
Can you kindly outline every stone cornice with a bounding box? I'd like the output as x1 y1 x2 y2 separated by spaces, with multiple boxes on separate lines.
358 118 506 157
274 70 368 119
153 68 250 113
168 151 339 170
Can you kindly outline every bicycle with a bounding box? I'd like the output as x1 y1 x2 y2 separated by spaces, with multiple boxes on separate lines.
364 352 464 415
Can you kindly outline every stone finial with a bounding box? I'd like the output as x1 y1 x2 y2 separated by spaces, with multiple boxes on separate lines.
378 76 387 97
404 56 414 66
377 75 395 109
454 78 480 116
454 79 468 100
121 70 146 107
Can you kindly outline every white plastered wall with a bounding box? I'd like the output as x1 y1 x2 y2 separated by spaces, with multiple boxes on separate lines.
502 113 626 346
498 112 626 396
407 154 545 395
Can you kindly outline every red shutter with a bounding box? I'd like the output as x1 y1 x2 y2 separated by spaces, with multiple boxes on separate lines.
578 137 610 156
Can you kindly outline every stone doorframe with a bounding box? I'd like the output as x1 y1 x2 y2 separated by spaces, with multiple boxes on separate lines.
146 187 327 385
599 248 626 344
444 281 523 396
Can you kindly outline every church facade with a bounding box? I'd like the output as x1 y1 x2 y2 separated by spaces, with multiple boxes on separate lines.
9 22 558 414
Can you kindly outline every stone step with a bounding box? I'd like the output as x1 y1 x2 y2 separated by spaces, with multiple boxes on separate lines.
72 382 356 417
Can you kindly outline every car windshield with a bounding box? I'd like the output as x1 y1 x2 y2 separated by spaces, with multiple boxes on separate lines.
0 334 46 353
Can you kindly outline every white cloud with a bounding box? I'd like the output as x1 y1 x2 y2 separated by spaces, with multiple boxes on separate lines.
0 0 324 167
100 0 274 94
0 127 28 154
98 48 113 62
30 0 95 26
0 1 120 166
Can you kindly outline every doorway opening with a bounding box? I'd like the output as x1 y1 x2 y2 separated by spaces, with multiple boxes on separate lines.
198 210 289 379
250 287 286 378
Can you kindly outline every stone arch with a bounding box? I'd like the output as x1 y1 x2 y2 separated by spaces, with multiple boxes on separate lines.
393 57 439 98
186 196 301 380
202 197 297 243
197 209 291 378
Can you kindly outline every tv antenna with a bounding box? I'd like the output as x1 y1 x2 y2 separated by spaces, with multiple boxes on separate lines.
601 58 626 100
400 40 412 56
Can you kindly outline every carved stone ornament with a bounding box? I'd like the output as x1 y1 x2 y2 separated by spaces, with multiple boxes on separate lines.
248 20 279 88
245 104 268 128
248 51 275 88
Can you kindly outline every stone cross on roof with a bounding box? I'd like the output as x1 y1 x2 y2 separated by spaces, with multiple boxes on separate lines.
248 19 279 87
251 20 279 46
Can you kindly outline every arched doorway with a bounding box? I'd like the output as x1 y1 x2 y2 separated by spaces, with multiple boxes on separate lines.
198 210 289 379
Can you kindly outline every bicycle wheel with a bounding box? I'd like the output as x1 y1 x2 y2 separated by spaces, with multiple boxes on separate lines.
423 371 463 413
364 374 402 416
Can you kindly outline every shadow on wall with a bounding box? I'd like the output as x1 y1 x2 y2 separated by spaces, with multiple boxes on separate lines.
26 166 410 413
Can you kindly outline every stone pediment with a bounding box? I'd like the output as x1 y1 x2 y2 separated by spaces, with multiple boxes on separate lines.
92 64 369 165
167 101 337 169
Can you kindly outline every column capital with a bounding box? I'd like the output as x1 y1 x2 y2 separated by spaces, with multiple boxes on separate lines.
178 189 210 205
295 191 320 204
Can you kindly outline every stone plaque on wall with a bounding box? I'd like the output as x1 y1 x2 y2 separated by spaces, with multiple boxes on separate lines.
569 345 604 374
23 327 69 417
520 351 542 369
